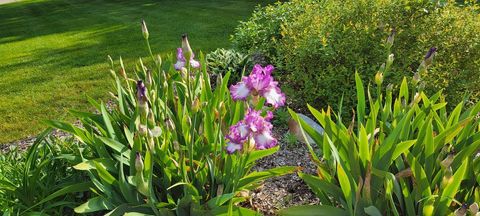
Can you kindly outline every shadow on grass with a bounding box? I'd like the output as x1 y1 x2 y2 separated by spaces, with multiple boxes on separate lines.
0 0 276 143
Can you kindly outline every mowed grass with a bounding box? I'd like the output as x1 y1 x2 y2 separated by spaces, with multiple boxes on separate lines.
0 0 274 143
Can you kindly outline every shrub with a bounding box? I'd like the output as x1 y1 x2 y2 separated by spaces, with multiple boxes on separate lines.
232 0 480 112
0 130 86 215
282 52 480 215
45 21 293 215
206 48 249 85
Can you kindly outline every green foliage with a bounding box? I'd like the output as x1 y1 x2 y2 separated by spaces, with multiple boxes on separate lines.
0 130 87 215
45 29 293 215
272 108 290 127
206 48 249 84
284 132 298 149
286 54 480 215
232 0 480 112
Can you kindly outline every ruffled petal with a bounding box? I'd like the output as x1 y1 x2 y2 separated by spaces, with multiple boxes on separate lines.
263 65 275 76
262 83 286 108
244 108 273 133
189 59 200 68
226 121 250 143
226 142 243 154
253 131 277 150
176 48 185 61
174 61 185 71
230 81 251 101
245 65 273 92
174 48 186 71
265 111 274 121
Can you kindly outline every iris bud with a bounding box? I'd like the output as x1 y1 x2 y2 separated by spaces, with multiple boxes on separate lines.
375 72 384 86
136 80 147 108
138 124 148 136
135 153 144 172
454 203 468 216
156 54 162 66
387 54 394 68
470 203 479 215
119 68 127 79
141 19 149 40
386 83 394 91
181 34 193 60
192 98 201 113
386 28 396 49
146 69 153 86
441 152 454 168
424 47 437 66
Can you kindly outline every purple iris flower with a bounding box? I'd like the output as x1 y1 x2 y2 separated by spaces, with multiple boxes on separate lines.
225 108 277 154
174 48 186 70
230 64 286 108
245 64 274 93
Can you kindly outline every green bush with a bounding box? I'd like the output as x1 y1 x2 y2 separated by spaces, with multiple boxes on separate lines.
0 130 87 215
283 53 480 216
206 48 249 85
232 0 480 111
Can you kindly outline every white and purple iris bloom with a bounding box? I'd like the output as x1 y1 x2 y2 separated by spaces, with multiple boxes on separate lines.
229 64 286 108
174 48 200 70
226 109 277 154
174 34 200 70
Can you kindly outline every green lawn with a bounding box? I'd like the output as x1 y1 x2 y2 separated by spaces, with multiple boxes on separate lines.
0 0 273 143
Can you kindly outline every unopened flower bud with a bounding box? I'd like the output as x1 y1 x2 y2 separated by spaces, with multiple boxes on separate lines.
216 74 223 86
146 69 153 86
214 108 220 120
387 83 394 91
109 69 116 78
156 55 162 66
386 28 396 48
218 101 225 114
470 203 479 215
441 152 455 168
424 47 437 66
107 55 114 68
454 203 468 216
149 126 162 138
138 124 148 136
136 80 147 108
181 34 193 60
379 63 386 73
135 153 144 172
148 110 155 126
173 141 180 151
423 198 435 216
387 54 394 67
375 72 384 86
442 166 453 187
119 68 127 79
148 137 155 151
180 67 188 78
141 19 149 40
165 118 175 131
413 72 421 85
413 92 421 103
192 98 201 113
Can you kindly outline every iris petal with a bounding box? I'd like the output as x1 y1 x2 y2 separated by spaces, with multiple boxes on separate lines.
230 81 251 101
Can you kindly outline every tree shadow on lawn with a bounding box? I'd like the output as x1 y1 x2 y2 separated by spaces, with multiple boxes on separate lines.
0 0 274 143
